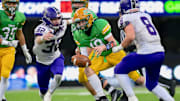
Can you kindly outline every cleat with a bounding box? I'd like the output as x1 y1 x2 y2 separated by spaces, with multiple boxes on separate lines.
44 91 51 101
111 89 122 101
168 80 176 97
119 91 128 101
2 99 7 101
96 96 109 101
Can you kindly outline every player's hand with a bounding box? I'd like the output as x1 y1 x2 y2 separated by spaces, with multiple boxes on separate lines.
42 32 54 41
75 47 81 55
8 40 19 48
112 44 123 53
94 45 106 56
21 44 32 64
23 51 32 64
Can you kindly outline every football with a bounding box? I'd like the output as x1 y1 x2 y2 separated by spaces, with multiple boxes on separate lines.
71 54 91 67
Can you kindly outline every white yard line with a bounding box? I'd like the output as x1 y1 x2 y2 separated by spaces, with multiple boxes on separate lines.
55 90 180 96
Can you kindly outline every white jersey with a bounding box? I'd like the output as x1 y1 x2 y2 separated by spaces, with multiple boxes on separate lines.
33 20 67 65
118 12 164 54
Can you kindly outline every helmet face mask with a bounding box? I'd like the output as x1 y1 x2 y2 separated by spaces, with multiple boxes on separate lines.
2 0 19 15
119 0 139 15
71 0 88 10
42 7 63 30
73 7 96 31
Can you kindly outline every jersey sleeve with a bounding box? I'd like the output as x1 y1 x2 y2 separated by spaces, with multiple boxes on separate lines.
118 15 130 30
95 19 112 38
18 12 26 29
34 25 47 36
72 30 81 46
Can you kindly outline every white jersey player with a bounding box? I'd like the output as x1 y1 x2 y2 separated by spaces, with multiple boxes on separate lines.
112 0 174 101
33 20 67 65
33 7 72 101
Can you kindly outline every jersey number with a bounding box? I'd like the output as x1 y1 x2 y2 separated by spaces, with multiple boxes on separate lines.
140 17 156 35
1 27 17 40
42 38 61 53
90 39 104 47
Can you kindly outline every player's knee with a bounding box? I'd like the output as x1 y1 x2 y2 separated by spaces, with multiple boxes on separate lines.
1 73 10 78
78 77 88 83
84 67 95 77
146 83 157 91
40 88 48 95
54 74 62 84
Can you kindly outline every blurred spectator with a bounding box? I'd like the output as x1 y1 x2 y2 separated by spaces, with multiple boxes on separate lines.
10 67 25 79
25 66 38 88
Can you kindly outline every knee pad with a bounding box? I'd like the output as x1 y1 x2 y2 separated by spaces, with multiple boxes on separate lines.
54 74 62 85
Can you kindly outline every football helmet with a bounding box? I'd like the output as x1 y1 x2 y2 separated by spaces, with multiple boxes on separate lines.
73 7 97 31
2 0 19 15
42 7 63 30
71 0 89 10
119 0 139 14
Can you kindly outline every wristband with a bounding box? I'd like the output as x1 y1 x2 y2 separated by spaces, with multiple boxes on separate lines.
21 44 28 52
1 40 9 45
106 41 114 50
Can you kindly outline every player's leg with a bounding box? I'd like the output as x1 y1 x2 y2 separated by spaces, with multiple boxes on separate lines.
49 54 64 94
115 53 148 101
0 47 15 101
36 62 51 101
145 54 174 101
98 73 122 101
108 51 144 101
158 76 176 97
85 67 108 101
84 51 110 101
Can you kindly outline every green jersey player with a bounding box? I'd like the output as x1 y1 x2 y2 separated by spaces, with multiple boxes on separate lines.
0 0 32 100
73 7 144 101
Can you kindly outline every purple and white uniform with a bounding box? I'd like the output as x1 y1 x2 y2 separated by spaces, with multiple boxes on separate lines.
115 12 165 91
33 20 67 94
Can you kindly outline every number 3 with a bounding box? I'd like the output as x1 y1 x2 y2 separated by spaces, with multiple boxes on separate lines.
140 17 156 35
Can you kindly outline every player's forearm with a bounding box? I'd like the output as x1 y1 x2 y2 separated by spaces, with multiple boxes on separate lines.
16 30 26 46
35 36 44 44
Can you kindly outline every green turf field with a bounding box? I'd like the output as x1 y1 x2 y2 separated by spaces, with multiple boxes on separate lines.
5 86 180 101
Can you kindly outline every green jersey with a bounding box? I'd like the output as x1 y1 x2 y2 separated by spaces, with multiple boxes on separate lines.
73 18 114 56
0 10 26 47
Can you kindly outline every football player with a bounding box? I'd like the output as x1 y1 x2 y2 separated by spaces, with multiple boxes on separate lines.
33 7 72 101
71 0 123 101
73 7 144 101
113 0 174 101
0 0 32 100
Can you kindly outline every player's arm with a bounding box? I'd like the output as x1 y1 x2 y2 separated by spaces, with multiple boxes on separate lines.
35 31 54 44
93 20 117 55
66 18 74 25
16 29 32 64
112 17 135 53
121 23 135 48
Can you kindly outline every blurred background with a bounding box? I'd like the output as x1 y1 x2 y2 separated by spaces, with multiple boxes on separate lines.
1 0 180 90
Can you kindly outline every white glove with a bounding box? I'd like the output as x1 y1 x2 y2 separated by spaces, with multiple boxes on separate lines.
21 44 32 64
1 40 19 48
112 44 124 53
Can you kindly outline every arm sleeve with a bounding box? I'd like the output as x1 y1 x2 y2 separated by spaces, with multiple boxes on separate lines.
118 15 131 30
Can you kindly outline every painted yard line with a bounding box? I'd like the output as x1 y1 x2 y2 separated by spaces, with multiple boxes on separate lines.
55 90 180 96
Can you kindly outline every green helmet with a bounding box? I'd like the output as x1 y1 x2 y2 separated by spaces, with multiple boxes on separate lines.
2 0 19 15
71 0 89 11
